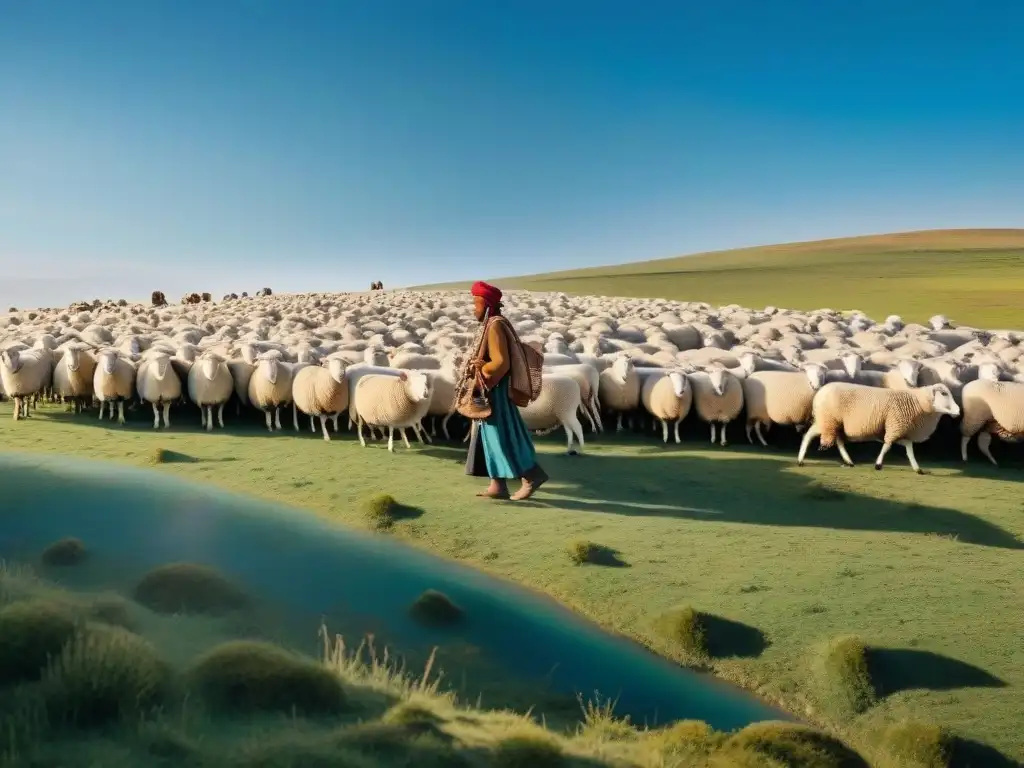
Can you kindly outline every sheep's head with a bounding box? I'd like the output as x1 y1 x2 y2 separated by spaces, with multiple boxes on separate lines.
402 370 431 402
325 356 346 384
149 352 171 380
256 350 281 384
841 352 862 378
884 314 904 332
238 343 258 365
668 371 688 399
611 354 633 383
929 384 960 418
97 348 119 375
200 353 223 381
978 362 1002 382
803 363 827 392
63 345 82 372
364 345 389 366
739 352 759 376
929 314 951 331
0 348 21 373
708 367 728 396
896 358 922 387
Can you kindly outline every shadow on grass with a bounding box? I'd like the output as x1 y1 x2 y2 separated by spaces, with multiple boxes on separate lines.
702 614 769 660
867 648 1008 697
567 541 630 568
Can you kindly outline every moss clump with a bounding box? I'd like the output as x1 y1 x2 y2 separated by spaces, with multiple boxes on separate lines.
409 589 464 626
655 606 708 659
187 640 347 716
87 593 137 631
491 731 567 767
40 623 172 727
132 562 250 615
364 493 398 531
40 537 88 567
649 719 725 755
0 600 79 685
567 540 597 565
879 721 950 768
717 721 870 768
814 635 877 718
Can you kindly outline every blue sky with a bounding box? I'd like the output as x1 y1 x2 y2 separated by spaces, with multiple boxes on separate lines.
2 1 1022 309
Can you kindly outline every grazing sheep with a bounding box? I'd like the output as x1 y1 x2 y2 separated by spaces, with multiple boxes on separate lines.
742 364 828 446
519 373 587 455
640 369 692 443
353 371 433 451
0 347 52 420
959 377 1024 466
51 343 97 414
92 348 137 425
291 358 349 440
188 352 234 431
136 351 183 428
248 350 294 431
598 354 640 432
797 382 960 473
688 367 744 446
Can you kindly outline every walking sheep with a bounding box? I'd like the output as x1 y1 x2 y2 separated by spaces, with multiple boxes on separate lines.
248 350 294 432
797 382 960 473
598 354 640 432
742 363 828 447
959 377 1024 466
640 369 692 444
688 367 744 446
0 347 52 420
51 343 97 414
519 373 587 455
187 352 234 431
291 357 349 441
545 362 602 432
136 350 183 428
92 348 137 425
353 371 433 451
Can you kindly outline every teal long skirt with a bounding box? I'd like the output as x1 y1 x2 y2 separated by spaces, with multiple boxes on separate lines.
465 377 537 480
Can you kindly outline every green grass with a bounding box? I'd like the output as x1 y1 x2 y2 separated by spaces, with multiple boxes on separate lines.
413 228 1024 328
1 401 1022 764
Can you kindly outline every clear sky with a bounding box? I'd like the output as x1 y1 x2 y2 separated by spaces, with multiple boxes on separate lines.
2 1 1022 310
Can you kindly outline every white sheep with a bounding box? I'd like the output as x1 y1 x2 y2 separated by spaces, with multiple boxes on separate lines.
423 352 464 440
741 364 827 447
353 370 433 451
291 357 349 441
598 354 640 432
188 352 234 431
92 348 137 425
51 343 97 414
640 369 692 443
543 362 602 432
248 350 294 431
797 382 960 473
136 351 183 429
959 377 1024 466
519 372 586 455
0 347 52 420
226 342 258 415
687 367 744 446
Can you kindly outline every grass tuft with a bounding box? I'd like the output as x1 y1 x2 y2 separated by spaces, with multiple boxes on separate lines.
719 721 870 767
364 492 398 531
132 562 250 616
0 600 79 685
40 537 88 567
566 540 627 567
86 592 137 631
409 589 464 626
813 635 877 718
654 606 708 659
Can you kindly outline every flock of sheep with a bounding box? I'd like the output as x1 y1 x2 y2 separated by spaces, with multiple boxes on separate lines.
1 290 1023 472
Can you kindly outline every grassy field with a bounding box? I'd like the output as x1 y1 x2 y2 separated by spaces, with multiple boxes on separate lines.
414 228 1024 328
1 402 1021 765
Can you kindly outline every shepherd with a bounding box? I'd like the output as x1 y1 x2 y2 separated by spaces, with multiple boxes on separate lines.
463 281 548 500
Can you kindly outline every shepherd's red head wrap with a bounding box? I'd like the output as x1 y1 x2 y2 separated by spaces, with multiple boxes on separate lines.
471 281 502 309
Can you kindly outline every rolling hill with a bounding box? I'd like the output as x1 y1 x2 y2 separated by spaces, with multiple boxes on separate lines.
413 228 1024 328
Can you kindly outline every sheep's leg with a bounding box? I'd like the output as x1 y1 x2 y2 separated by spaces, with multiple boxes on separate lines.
152 403 161 429
673 419 682 444
357 418 366 447
217 403 225 428
429 416 437 438
719 422 728 447
162 402 171 428
977 432 998 467
616 412 624 433
754 421 769 447
264 409 273 432
387 427 395 452
97 400 105 421
836 437 855 467
320 415 331 441
13 397 21 421
660 419 669 443
590 398 604 432
441 413 453 440
899 440 923 474
331 412 340 431
563 423 575 454
569 416 585 455
207 406 215 432
959 435 971 462
796 423 821 466
414 422 432 444
117 401 126 425
582 405 597 433
745 421 754 444
400 428 411 449
200 405 206 428
310 415 316 433
709 422 717 444
292 402 299 431
274 407 282 431
874 441 894 470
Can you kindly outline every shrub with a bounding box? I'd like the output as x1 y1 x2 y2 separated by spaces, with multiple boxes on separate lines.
187 640 347 715
87 593 137 631
655 606 707 659
409 590 463 626
718 721 870 768
0 600 79 684
40 623 172 727
879 721 950 768
813 635 877 718
364 493 398 531
567 540 598 565
132 562 250 615
648 719 725 755
40 537 87 567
